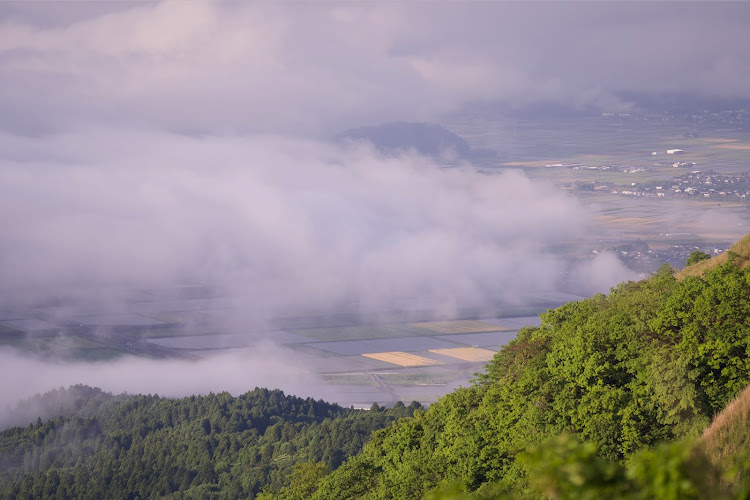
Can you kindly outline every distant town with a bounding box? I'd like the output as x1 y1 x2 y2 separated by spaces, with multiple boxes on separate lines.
572 169 750 200
593 240 725 274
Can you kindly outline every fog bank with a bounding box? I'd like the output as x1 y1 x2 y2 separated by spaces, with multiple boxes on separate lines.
0 132 593 319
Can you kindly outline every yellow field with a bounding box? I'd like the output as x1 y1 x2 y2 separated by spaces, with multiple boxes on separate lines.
597 216 664 225
428 347 496 362
362 352 444 367
410 320 510 334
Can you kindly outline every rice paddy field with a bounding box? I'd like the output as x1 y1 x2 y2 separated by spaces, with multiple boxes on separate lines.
409 320 511 334
428 347 497 362
362 352 445 367
0 295 547 407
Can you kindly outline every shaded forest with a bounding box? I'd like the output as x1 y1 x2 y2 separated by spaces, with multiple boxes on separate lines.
0 386 419 499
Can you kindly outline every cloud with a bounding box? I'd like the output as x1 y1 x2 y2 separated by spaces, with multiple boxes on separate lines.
0 345 335 428
0 2 749 136
0 131 588 318
570 252 641 296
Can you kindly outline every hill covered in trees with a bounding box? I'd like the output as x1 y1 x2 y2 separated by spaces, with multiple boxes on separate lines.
295 241 750 498
4 236 750 499
335 122 472 159
0 386 419 499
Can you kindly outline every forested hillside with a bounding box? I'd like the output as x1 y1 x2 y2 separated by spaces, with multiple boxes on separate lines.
0 386 419 499
299 251 750 499
5 241 750 499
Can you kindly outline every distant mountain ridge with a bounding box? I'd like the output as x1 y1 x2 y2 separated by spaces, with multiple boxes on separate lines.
335 122 471 159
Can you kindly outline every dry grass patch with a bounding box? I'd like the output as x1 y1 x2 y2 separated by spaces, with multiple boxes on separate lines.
701 384 750 468
428 347 496 362
410 320 510 334
362 352 443 367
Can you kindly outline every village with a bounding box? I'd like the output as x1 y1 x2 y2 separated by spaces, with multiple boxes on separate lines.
567 162 750 201
605 170 750 200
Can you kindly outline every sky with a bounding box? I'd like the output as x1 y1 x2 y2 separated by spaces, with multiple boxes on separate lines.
0 2 749 136
0 1 747 409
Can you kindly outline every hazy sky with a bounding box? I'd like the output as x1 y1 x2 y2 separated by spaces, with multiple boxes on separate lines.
0 2 748 136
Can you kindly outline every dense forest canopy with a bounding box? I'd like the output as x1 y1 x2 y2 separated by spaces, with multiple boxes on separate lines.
0 386 419 499
304 252 750 498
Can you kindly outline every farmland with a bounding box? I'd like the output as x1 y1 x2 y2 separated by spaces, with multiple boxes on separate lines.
442 109 750 274
0 286 554 407
3 110 749 409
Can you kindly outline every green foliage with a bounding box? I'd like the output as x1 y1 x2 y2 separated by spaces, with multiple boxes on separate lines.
685 250 711 267
7 248 750 499
0 386 420 499
316 258 750 498
517 434 625 499
257 462 330 500
424 435 733 500
507 434 729 500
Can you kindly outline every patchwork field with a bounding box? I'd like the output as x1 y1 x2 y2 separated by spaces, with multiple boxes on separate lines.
598 216 665 226
481 316 541 329
306 336 460 356
435 331 519 347
362 352 444 367
289 324 426 342
410 320 510 334
429 347 497 362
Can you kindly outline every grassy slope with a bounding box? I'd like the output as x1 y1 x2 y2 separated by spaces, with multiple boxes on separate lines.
683 234 750 477
685 232 750 462
701 383 750 478
676 232 750 279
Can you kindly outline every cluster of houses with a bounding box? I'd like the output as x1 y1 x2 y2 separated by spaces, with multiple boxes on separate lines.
610 171 750 200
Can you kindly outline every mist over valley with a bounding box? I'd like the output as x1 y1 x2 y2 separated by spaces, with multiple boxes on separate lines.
2 4 750 498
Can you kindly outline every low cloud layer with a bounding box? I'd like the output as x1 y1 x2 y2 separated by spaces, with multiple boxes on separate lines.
0 345 335 428
0 130 639 412
0 131 589 318
570 252 640 297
